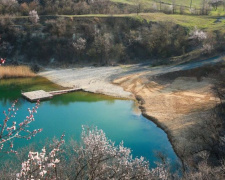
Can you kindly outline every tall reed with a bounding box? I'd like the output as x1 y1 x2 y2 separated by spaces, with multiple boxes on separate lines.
0 66 36 79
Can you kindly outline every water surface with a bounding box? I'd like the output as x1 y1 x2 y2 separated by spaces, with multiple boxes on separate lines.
0 77 178 167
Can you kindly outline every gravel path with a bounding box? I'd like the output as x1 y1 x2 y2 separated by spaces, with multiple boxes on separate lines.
39 66 136 98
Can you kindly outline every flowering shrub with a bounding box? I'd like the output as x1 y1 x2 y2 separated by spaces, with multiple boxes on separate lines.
16 135 65 180
189 27 207 41
0 99 42 154
13 126 172 180
73 38 86 52
60 126 170 179
29 10 39 24
0 58 5 66
202 43 214 54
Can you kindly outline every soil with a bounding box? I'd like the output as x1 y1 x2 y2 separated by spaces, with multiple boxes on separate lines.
114 73 218 161
39 56 224 162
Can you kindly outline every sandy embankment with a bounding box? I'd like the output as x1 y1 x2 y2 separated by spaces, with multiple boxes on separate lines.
114 73 218 161
39 61 221 162
39 66 134 99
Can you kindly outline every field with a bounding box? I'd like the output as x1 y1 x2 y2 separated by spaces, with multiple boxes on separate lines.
58 12 225 32
112 0 203 7
112 0 225 15
137 13 225 31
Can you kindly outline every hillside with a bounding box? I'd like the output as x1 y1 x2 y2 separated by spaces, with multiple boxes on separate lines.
58 12 225 32
0 12 225 67
1 1 225 179
1 1 225 66
111 0 225 15
112 0 203 7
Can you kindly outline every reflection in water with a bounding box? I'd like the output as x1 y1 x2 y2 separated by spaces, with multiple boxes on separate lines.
0 77 63 103
50 91 116 106
0 77 116 105
0 77 178 167
132 101 142 116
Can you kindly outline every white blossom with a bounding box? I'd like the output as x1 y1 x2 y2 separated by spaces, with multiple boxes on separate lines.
73 37 86 52
29 10 39 24
16 136 65 180
189 27 207 41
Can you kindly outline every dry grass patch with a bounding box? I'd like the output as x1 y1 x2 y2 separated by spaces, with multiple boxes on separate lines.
0 66 36 79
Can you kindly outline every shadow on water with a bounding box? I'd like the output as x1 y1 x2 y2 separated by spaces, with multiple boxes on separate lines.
49 91 116 106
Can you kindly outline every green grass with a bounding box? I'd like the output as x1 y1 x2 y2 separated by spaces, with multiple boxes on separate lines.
111 0 225 15
59 13 225 32
136 13 225 32
1 11 224 33
209 6 225 16
111 0 134 5
160 0 202 7
111 0 203 8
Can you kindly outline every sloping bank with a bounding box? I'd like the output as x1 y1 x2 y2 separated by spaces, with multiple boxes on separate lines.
113 72 218 164
39 58 223 164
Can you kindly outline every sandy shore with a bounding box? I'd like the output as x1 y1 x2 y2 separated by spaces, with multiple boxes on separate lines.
39 56 223 99
39 57 223 162
114 73 218 161
39 65 151 99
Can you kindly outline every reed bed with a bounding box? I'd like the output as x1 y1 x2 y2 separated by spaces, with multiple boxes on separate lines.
0 66 36 79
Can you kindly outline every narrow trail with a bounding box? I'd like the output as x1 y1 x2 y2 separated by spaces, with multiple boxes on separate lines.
110 55 224 80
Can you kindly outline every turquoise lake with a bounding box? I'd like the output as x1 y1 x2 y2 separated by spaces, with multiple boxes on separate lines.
0 77 178 167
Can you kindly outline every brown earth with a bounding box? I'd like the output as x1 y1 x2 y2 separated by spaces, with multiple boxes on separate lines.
40 57 224 163
114 72 219 162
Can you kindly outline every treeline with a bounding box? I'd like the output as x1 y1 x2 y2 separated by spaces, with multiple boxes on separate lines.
0 16 189 65
1 16 225 66
1 0 225 16
0 0 130 15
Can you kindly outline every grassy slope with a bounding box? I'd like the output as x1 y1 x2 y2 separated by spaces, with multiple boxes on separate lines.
111 0 202 7
1 0 224 32
3 11 224 33
59 12 225 60
58 13 225 32
111 0 225 15
137 13 225 32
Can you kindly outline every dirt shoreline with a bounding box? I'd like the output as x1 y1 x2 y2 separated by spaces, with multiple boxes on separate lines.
39 66 136 99
39 60 223 163
114 71 221 164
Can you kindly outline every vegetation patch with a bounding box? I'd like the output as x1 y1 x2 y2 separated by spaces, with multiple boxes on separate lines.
0 66 36 79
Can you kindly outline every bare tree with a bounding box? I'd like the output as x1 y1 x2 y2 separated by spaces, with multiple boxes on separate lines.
135 0 142 15
190 0 193 9
90 33 112 65
159 0 162 11
172 0 176 14
209 0 224 10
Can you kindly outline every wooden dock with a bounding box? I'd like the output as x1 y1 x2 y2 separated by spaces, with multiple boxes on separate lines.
22 88 81 102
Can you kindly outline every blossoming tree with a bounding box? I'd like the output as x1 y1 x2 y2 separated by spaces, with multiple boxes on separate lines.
0 58 170 179
0 99 42 154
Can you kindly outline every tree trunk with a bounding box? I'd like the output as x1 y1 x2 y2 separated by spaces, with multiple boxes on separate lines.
190 0 193 9
160 1 162 11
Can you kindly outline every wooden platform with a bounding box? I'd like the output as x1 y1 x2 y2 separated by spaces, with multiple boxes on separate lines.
22 88 81 102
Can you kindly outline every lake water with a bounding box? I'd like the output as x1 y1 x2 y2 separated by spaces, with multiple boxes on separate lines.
0 77 178 167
